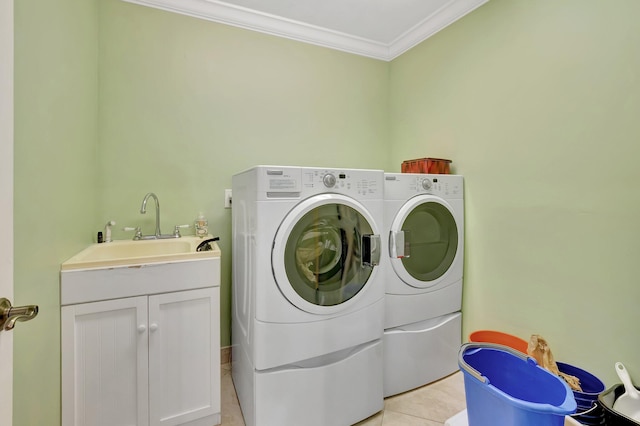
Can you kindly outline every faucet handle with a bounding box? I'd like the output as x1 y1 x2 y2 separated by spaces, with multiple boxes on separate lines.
173 224 190 238
123 226 142 240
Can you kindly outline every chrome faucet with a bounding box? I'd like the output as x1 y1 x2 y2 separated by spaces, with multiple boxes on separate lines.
132 192 185 240
140 192 161 238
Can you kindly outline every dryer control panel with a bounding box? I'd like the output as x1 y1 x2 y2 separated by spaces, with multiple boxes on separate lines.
384 173 463 200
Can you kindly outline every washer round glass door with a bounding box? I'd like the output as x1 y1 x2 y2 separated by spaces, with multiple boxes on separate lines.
272 194 379 314
389 195 460 289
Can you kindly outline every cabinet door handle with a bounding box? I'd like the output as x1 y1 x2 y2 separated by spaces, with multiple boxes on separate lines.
149 323 158 332
137 324 147 333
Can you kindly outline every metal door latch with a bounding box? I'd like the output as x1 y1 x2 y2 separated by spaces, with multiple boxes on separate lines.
389 230 411 258
0 298 39 331
361 234 381 267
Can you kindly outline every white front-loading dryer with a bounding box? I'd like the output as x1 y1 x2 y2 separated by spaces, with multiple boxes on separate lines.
382 173 464 397
232 166 384 426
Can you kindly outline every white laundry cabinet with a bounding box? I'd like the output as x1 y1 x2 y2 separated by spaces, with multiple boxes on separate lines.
60 256 221 426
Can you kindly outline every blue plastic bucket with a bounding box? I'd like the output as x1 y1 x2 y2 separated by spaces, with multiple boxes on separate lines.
557 361 606 411
459 343 577 426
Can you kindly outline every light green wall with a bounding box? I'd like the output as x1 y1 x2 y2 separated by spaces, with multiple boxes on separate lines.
97 0 390 347
390 0 640 385
13 0 98 425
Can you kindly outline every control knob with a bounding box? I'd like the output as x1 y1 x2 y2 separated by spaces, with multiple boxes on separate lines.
421 178 432 190
323 173 337 188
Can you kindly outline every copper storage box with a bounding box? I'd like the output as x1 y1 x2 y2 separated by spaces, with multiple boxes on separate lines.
401 158 452 174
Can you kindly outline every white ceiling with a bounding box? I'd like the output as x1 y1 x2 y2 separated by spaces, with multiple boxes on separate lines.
123 0 489 61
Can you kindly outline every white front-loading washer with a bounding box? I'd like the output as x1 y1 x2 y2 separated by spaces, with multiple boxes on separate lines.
232 166 385 426
382 173 464 397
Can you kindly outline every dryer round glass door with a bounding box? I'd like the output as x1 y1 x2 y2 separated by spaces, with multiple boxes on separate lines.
389 195 460 289
272 194 380 314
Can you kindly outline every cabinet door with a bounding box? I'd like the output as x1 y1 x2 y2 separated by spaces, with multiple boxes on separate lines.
61 296 149 426
148 288 220 426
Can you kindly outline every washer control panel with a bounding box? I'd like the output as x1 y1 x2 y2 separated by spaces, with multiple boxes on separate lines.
302 169 381 198
259 167 383 199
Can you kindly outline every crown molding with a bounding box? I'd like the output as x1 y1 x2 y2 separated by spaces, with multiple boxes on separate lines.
388 0 489 60
122 0 488 61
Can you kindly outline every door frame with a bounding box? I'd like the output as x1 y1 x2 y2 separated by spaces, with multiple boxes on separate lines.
0 0 15 421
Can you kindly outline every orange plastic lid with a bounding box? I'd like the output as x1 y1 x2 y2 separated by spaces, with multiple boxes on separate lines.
469 330 529 354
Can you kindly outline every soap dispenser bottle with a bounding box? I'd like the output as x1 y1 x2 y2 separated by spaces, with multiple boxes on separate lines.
195 213 208 238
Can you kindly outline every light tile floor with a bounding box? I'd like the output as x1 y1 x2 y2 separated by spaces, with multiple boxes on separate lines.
220 363 467 426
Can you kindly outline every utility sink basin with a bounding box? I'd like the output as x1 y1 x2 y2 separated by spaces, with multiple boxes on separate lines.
61 236 220 270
